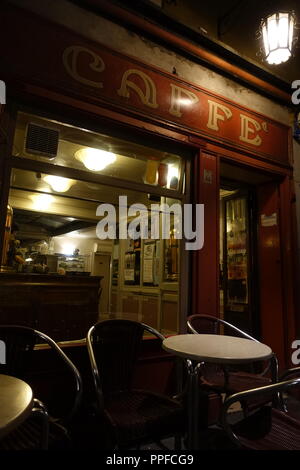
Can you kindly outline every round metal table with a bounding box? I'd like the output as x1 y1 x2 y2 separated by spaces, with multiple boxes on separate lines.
163 334 273 450
163 334 273 364
0 374 34 439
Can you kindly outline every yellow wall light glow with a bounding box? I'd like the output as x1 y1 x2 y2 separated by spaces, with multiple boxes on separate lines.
75 147 116 171
44 175 75 193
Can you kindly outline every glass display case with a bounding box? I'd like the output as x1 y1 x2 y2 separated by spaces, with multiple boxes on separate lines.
57 254 90 274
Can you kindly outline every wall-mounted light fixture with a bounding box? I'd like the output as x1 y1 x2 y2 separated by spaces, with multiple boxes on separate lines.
260 11 296 65
75 147 116 172
44 175 75 193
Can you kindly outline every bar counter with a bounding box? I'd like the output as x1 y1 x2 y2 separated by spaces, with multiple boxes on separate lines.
0 273 103 341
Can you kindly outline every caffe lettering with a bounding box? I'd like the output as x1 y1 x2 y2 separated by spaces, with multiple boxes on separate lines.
62 44 281 151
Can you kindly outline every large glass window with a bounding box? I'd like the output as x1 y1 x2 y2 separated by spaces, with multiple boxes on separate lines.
4 111 186 338
13 112 183 191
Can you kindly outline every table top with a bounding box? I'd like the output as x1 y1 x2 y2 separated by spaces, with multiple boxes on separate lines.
162 334 273 364
0 374 33 438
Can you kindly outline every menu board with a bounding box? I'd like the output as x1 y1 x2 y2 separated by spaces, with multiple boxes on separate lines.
143 243 155 284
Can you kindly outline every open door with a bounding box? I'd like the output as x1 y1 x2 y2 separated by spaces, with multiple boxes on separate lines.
220 188 257 335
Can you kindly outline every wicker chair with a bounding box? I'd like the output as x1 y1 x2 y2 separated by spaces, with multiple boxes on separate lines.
0 325 82 450
86 319 185 449
221 368 300 450
187 314 278 395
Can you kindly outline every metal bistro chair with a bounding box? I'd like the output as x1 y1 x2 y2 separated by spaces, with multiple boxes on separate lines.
0 325 82 450
187 314 278 396
221 367 300 450
86 319 185 450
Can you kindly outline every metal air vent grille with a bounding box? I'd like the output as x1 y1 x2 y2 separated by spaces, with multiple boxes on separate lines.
25 123 59 159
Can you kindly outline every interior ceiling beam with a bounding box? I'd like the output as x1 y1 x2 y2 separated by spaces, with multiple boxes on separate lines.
14 215 46 227
50 220 95 237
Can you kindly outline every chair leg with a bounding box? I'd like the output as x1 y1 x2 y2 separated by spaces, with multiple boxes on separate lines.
174 434 182 450
32 398 49 450
241 400 249 417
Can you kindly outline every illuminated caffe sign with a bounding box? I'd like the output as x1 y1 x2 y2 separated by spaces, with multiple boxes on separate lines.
0 5 290 164
62 45 289 163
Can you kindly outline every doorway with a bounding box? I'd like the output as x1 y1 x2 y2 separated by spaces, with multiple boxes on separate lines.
219 161 279 338
219 184 257 335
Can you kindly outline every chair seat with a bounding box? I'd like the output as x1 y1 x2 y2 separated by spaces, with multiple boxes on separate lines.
200 368 271 394
0 415 70 450
235 408 300 450
104 389 185 448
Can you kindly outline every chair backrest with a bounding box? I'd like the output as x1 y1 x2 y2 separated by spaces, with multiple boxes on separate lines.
187 314 257 341
0 325 82 424
221 376 300 448
86 319 164 410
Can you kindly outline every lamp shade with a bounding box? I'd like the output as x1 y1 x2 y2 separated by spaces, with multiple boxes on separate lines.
44 175 75 192
261 12 296 65
75 147 116 172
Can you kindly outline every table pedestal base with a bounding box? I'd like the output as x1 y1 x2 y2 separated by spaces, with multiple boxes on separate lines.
186 360 202 450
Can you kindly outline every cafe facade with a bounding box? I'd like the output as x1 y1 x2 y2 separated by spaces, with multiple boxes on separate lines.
0 0 299 371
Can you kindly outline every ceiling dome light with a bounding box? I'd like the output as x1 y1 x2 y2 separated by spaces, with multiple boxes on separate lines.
261 11 296 65
44 175 75 193
75 147 116 172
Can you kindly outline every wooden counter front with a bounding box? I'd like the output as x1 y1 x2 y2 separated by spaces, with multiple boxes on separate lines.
0 273 102 341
